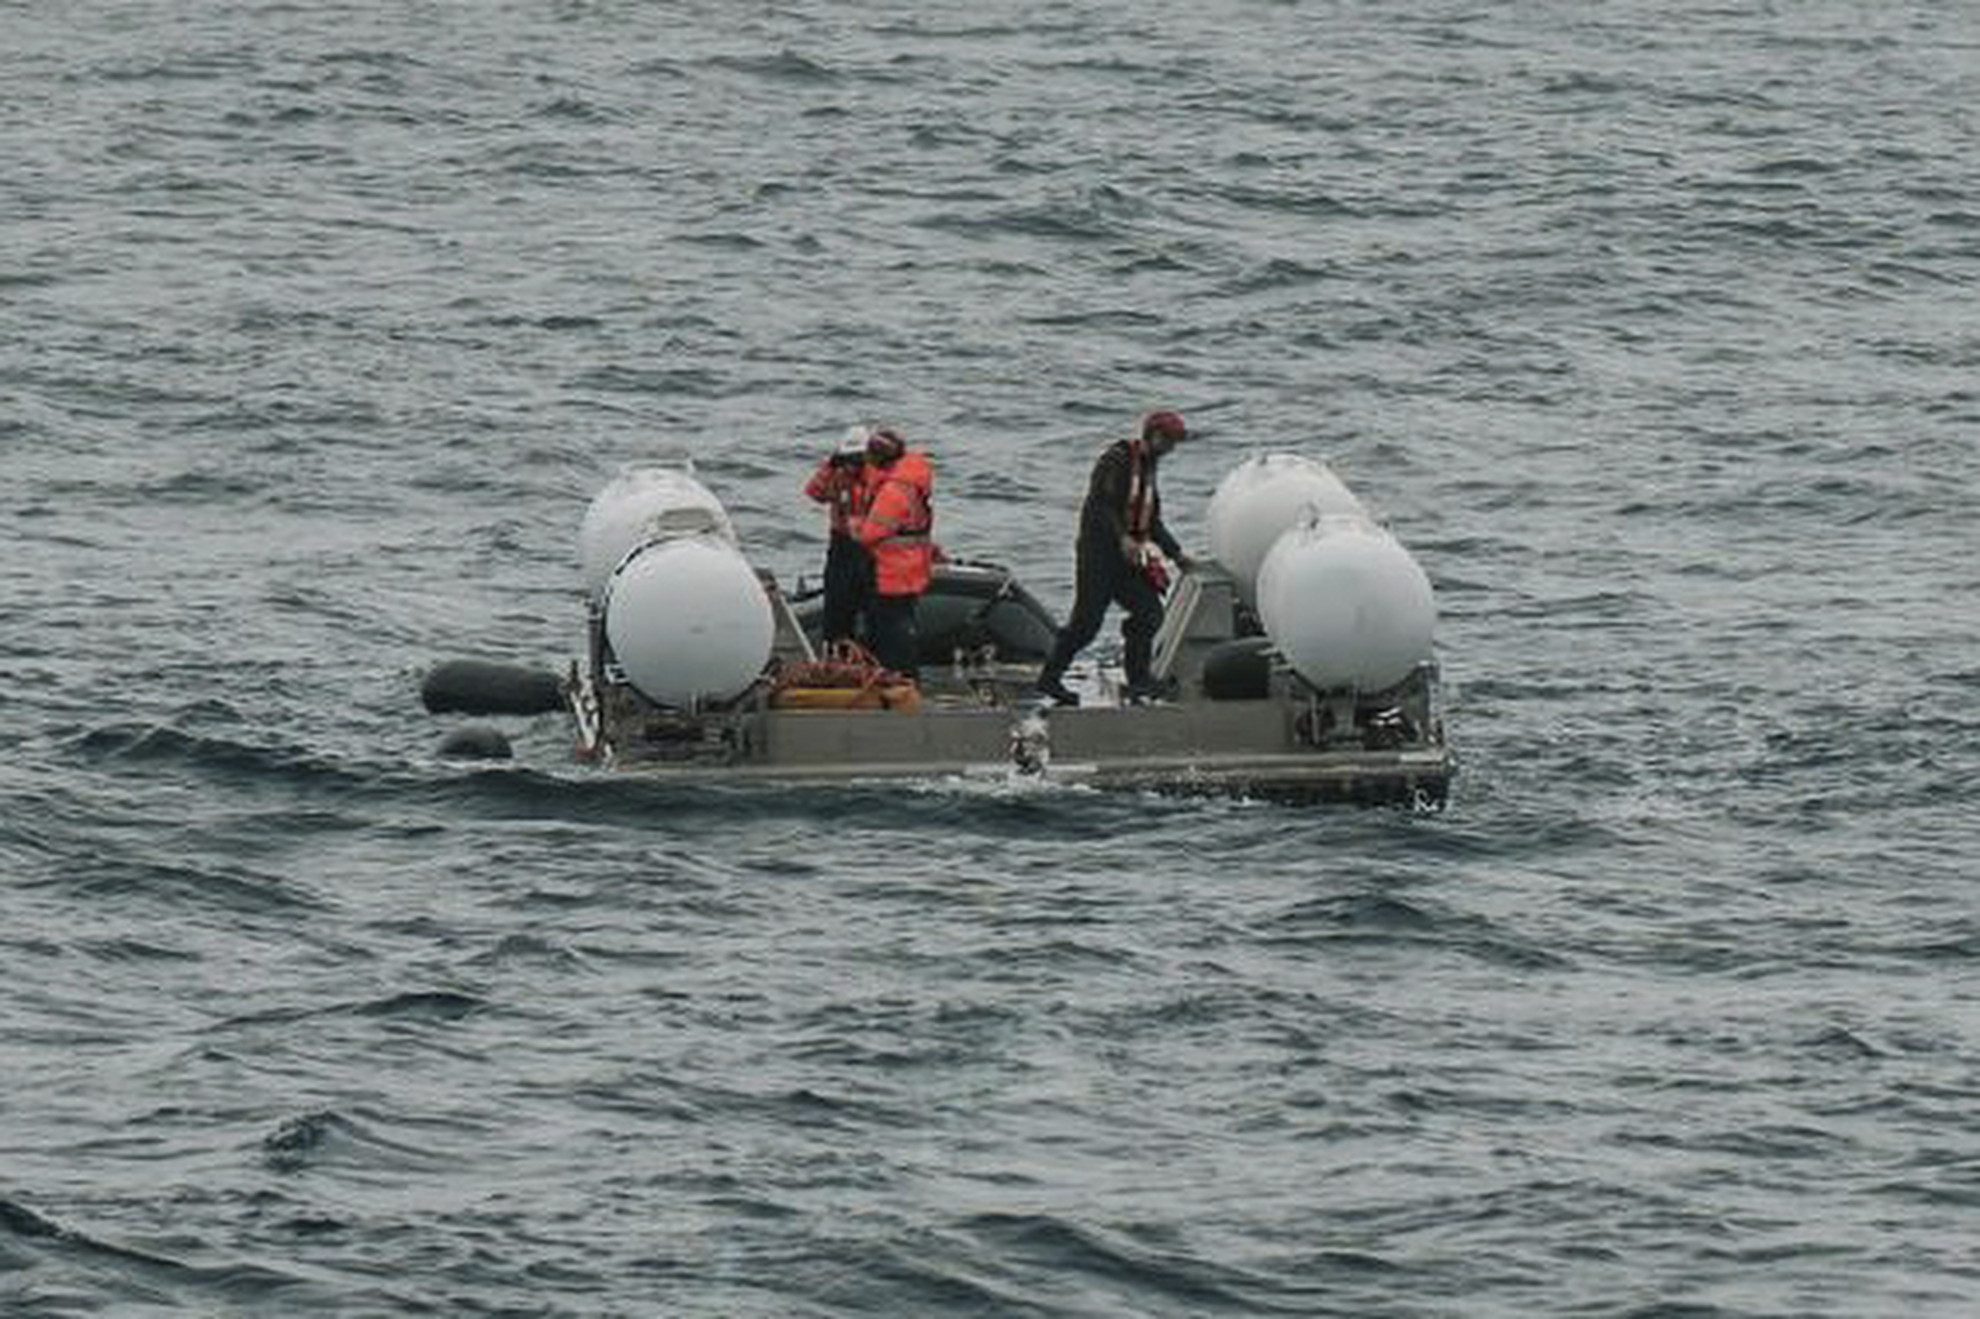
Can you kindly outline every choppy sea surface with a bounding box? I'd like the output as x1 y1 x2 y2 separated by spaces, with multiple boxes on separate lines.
5 2 1979 1314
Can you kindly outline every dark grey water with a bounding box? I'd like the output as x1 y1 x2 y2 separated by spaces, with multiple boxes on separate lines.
5 1 1979 1314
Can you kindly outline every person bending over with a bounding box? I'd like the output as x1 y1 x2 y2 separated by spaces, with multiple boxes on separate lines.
1035 410 1193 707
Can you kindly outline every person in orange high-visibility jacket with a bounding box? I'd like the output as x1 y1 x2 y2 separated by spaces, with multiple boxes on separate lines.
850 426 936 679
803 425 877 646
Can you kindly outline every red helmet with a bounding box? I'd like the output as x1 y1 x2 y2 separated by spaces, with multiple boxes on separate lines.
1141 410 1187 444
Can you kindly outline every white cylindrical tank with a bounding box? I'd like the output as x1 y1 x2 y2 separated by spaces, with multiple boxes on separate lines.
1207 454 1369 609
1256 515 1435 693
603 536 774 708
578 466 738 599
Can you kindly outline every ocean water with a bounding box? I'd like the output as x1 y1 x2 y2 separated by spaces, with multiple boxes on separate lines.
5 1 1979 1314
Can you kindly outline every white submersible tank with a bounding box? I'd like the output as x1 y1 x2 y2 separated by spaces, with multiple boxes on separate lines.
577 465 738 600
578 466 771 709
1254 514 1435 693
1206 452 1436 694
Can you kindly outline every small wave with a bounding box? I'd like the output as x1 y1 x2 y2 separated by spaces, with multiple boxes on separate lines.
1540 70 1631 96
1217 183 1358 220
962 1211 1264 1312
1217 255 1339 295
54 854 328 916
1263 890 1574 970
1747 156 1841 179
66 720 386 803
261 1110 341 1172
531 95 618 123
75 936 202 964
260 1108 462 1175
73 721 301 772
86 51 255 83
136 467 267 501
706 50 840 85
0 1192 311 1307
465 932 586 972
313 47 422 72
1280 891 1437 933
573 362 731 394
817 1237 1035 1313
914 200 1122 243
353 988 485 1020
1801 1025 1885 1059
211 989 486 1035
0 1195 67 1241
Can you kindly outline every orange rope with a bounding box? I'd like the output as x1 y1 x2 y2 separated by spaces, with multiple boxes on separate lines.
769 640 910 693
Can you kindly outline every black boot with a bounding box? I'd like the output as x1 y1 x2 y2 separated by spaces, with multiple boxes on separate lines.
1123 628 1156 702
1035 672 1080 707
1035 633 1081 706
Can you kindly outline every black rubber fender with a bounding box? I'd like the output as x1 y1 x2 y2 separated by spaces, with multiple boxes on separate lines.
435 725 515 760
791 560 1060 665
1199 636 1274 701
420 659 565 716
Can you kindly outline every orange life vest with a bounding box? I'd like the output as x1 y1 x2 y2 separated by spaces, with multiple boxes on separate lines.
853 450 935 597
1125 438 1157 542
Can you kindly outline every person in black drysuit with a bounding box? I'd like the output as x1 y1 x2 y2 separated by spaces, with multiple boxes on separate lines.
1034 410 1193 706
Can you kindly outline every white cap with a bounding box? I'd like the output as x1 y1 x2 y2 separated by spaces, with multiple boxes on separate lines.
835 425 872 457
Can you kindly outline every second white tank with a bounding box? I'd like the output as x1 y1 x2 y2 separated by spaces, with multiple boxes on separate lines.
1255 514 1435 693
578 465 738 600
